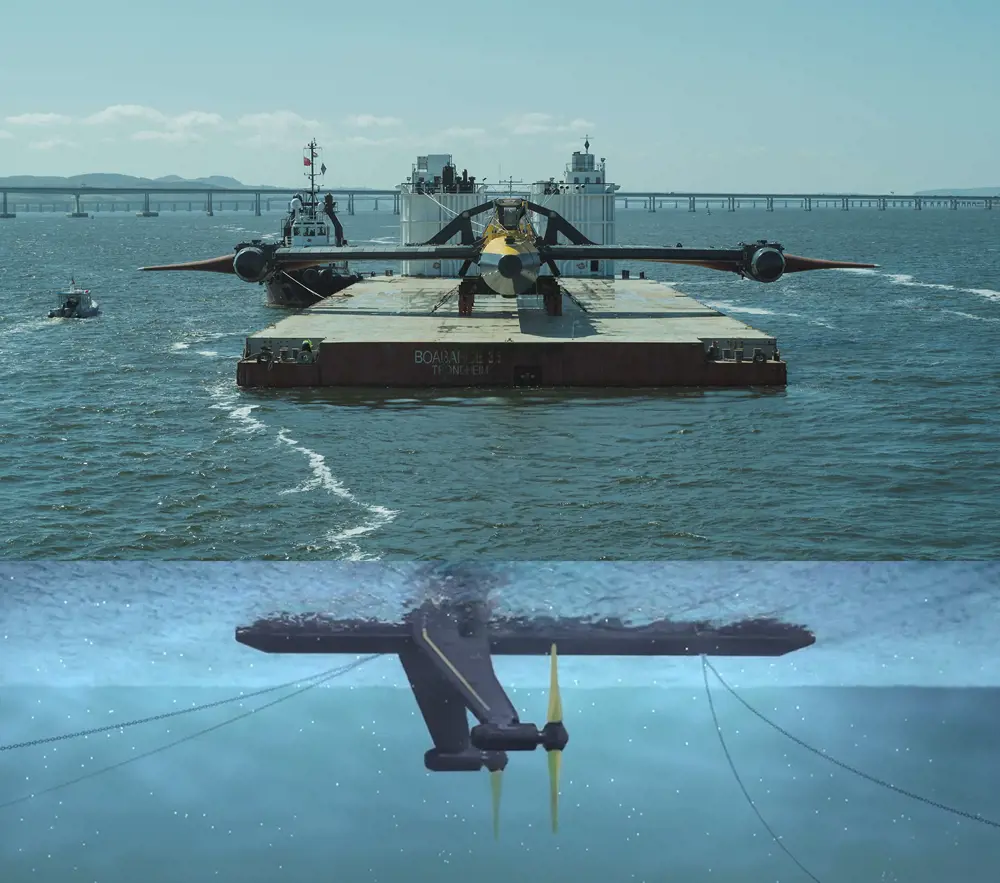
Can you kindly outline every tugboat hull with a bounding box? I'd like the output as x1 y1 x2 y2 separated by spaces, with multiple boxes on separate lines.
264 266 363 308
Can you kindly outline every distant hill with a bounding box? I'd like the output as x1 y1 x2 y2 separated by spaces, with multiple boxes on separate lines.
915 187 1000 196
0 173 381 191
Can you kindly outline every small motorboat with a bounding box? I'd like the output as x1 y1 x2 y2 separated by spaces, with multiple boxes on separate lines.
49 279 100 319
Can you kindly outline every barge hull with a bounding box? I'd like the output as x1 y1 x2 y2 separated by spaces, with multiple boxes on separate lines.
237 277 787 389
238 342 784 387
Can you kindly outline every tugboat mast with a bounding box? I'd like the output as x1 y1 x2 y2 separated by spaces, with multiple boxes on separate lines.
305 139 319 203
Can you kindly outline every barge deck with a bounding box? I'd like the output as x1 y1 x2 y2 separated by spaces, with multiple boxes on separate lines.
236 276 786 388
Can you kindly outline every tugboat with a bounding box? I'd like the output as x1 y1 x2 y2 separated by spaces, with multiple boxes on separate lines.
248 140 363 308
48 279 100 319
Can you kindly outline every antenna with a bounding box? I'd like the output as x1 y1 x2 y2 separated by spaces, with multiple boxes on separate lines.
583 134 590 153
501 175 524 195
305 139 319 201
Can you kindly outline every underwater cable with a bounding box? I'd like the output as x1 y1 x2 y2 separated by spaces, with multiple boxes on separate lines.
703 657 1000 831
0 655 377 811
0 664 358 752
701 655 824 883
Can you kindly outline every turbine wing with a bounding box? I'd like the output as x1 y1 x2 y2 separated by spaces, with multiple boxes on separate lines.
140 254 239 273
542 245 877 274
139 244 480 274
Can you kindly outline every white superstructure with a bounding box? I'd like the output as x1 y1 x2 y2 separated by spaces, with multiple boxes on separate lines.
529 139 619 279
399 154 487 277
397 141 619 279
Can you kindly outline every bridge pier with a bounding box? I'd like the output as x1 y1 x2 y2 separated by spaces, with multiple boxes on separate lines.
67 193 88 218
914 197 922 210
0 191 13 218
688 196 696 212
394 192 400 214
255 192 261 216
348 193 355 215
648 194 656 212
206 193 214 216
728 196 735 212
766 197 774 212
137 192 158 217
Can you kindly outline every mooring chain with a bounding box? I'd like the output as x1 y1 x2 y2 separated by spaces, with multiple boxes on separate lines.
0 656 379 812
702 657 1000 830
0 664 359 752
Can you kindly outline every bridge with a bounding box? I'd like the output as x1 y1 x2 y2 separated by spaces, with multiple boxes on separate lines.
0 185 995 219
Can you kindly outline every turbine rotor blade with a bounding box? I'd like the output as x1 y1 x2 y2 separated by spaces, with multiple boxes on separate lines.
782 255 879 272
490 769 503 840
547 643 562 834
139 254 236 273
547 643 562 725
548 749 562 834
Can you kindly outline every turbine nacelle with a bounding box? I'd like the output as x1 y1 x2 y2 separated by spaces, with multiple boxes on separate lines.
471 720 569 753
742 242 787 283
478 237 541 297
233 246 269 283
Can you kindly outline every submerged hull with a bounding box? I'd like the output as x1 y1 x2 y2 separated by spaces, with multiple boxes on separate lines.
264 266 363 308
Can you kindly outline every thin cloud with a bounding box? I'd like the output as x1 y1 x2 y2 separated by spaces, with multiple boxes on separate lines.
85 106 225 144
171 111 223 128
440 127 487 138
506 113 595 136
84 105 165 125
343 135 399 147
346 114 402 128
238 111 320 130
29 138 78 151
130 130 203 143
6 113 72 126
0 130 12 140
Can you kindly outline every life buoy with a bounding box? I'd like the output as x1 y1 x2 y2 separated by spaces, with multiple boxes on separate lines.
297 350 314 364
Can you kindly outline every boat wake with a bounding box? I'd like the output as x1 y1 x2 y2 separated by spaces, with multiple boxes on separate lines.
836 267 1000 303
700 298 836 329
275 430 398 561
206 380 397 559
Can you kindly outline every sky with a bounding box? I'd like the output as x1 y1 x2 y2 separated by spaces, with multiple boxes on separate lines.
0 1 998 192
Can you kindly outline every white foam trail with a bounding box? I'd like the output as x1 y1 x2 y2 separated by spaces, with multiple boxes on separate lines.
195 349 219 358
885 273 1000 302
276 429 398 561
170 342 190 351
944 310 1000 324
207 380 266 435
204 380 396 558
702 300 782 317
5 318 52 335
837 266 1000 306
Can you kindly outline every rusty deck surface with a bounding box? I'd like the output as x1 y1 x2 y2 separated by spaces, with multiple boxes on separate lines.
238 276 785 388
245 277 776 345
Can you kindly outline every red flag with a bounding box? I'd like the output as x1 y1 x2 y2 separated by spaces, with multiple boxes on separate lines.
303 157 312 166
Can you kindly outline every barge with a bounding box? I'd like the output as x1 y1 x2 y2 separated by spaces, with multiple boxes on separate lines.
142 140 875 389
236 274 785 388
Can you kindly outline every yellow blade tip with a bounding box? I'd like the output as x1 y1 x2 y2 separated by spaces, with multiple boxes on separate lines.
490 769 502 840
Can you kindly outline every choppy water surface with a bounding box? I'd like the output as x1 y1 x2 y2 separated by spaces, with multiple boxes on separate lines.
2 208 998 559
